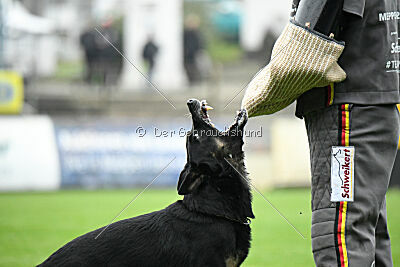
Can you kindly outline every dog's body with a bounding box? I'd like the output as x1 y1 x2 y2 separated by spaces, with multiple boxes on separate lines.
39 99 253 267
39 202 249 267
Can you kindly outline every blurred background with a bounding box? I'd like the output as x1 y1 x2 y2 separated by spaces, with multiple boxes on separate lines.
0 0 399 266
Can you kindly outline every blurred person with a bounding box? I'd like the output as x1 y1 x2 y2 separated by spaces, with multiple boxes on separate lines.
241 0 399 266
80 28 98 83
142 36 159 82
80 20 122 86
96 19 123 85
85 19 123 86
183 14 204 85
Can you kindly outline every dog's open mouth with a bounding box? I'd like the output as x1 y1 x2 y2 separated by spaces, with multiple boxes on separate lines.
200 100 213 124
187 99 214 126
187 98 247 135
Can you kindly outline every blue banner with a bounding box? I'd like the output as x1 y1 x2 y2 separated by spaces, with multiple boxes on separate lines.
54 122 188 188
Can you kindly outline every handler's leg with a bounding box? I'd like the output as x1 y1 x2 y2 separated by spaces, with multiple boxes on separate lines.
375 198 392 267
304 104 399 267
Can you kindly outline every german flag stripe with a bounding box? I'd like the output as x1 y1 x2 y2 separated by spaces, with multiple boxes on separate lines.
326 83 335 106
334 104 350 267
341 104 350 147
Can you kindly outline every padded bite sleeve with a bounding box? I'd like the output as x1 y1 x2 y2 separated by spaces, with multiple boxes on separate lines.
241 20 346 117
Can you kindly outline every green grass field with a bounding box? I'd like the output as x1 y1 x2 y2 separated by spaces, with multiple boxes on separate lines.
0 188 399 266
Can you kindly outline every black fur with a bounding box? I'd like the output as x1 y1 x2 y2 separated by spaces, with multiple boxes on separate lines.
38 99 254 267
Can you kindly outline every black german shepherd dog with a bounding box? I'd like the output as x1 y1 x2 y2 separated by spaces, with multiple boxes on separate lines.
39 99 254 267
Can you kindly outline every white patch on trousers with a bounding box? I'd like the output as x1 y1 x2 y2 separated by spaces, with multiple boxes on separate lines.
331 146 355 202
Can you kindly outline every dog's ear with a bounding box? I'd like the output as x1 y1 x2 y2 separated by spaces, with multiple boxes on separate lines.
177 164 202 195
228 109 248 137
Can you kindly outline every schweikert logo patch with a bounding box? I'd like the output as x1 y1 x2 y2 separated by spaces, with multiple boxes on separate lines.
331 146 355 202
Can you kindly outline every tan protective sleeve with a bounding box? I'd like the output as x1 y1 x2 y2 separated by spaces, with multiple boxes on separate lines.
241 21 346 117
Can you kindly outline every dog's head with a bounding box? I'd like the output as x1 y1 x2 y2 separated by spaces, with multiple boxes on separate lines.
177 99 248 195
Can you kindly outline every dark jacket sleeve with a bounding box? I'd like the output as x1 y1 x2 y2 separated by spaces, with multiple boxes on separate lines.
343 0 366 17
294 0 345 35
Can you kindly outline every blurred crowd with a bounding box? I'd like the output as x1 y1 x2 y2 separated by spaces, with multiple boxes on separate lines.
80 14 208 87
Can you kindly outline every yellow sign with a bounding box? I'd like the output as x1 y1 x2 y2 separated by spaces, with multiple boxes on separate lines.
0 71 24 114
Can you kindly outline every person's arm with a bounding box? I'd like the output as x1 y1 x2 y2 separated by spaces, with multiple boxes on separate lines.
295 0 344 36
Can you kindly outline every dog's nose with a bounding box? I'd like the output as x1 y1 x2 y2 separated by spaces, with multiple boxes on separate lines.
187 99 199 108
187 99 196 105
